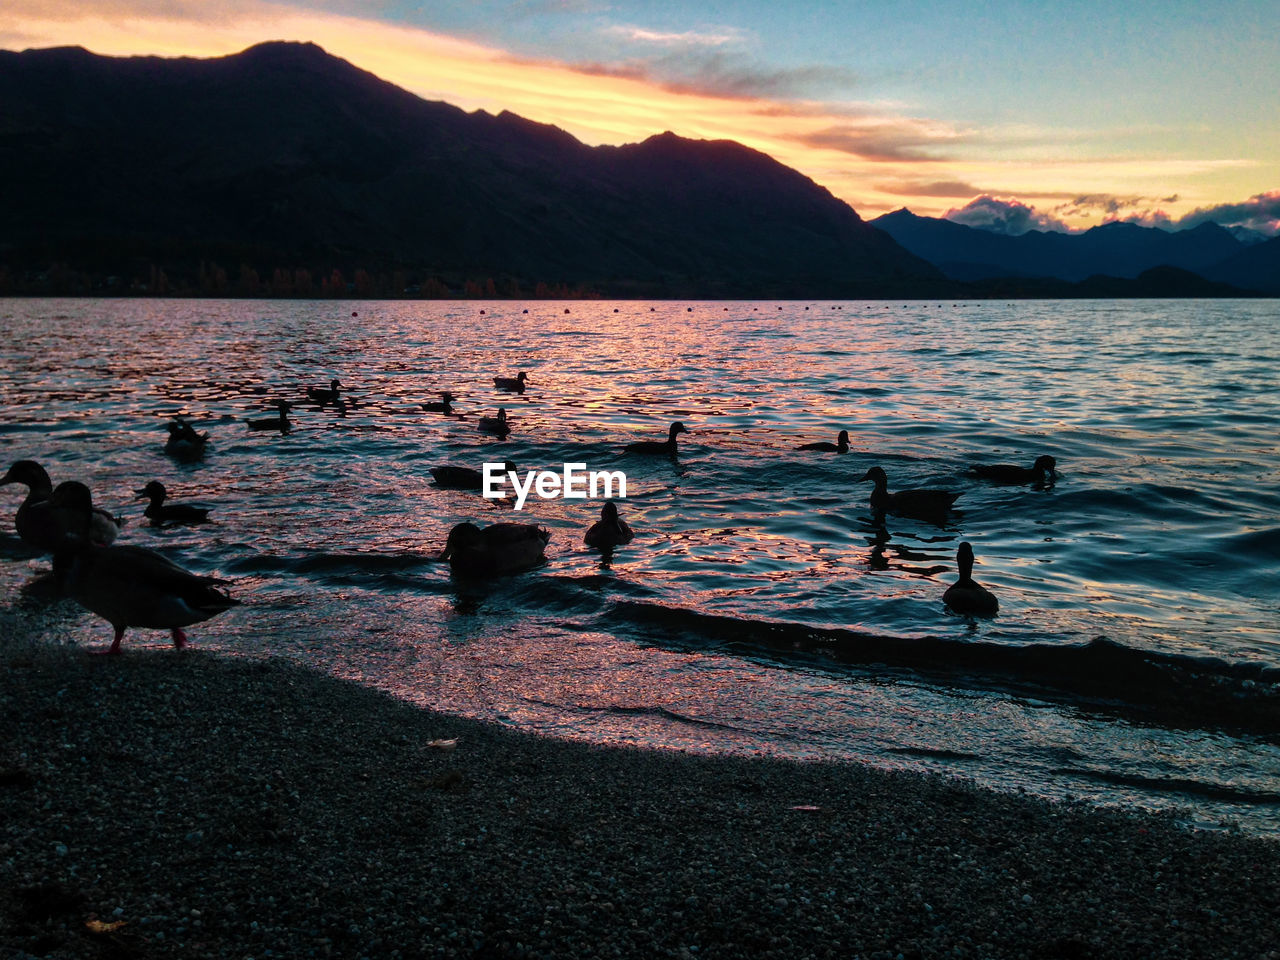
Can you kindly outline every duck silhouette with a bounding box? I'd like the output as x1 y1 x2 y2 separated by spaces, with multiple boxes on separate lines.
942 541 999 617
422 391 456 413
970 455 1057 485
51 481 239 653
306 378 342 406
624 421 688 456
1 460 123 550
584 500 635 549
797 430 849 453
136 480 212 527
441 521 549 577
493 372 528 393
859 466 960 522
245 400 292 433
478 408 510 436
164 418 208 461
430 462 517 491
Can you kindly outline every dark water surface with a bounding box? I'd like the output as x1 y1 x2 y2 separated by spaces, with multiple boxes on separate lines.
3 298 1279 833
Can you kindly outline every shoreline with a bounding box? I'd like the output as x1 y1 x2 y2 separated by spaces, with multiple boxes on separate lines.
4 616 1280 959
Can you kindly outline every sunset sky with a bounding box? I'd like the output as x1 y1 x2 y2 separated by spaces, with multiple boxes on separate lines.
6 0 1278 235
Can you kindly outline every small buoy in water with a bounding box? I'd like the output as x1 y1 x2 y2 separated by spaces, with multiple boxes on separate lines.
352 311 358 317
480 309 486 315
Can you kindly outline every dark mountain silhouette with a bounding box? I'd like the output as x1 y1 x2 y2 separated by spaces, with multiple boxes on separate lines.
0 42 945 297
1203 235 1280 294
871 209 1272 292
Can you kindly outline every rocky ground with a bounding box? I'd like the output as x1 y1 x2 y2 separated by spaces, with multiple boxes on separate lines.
3 607 1279 960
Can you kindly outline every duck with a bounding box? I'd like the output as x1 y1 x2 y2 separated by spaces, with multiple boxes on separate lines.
624 421 688 456
1 460 123 550
245 400 291 433
584 500 634 549
430 462 517 491
440 521 550 577
493 371 528 393
970 455 1057 485
422 391 456 413
306 378 342 406
797 430 850 453
478 408 511 436
942 541 999 617
164 418 209 461
858 465 960 521
136 480 212 526
49 481 239 653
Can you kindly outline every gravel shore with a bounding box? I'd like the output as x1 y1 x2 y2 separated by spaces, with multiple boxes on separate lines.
3 607 1279 960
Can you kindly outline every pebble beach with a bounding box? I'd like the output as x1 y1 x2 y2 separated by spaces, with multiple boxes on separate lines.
3 605 1279 960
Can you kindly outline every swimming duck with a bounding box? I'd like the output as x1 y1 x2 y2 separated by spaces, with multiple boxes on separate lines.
942 541 999 617
970 455 1057 485
440 521 550 577
624 421 688 456
306 378 342 406
858 466 960 521
136 480 212 526
50 481 239 653
422 391 456 413
584 500 634 549
493 372 528 393
478 408 511 436
164 418 208 461
1 460 123 550
245 400 292 433
430 462 517 491
797 430 850 453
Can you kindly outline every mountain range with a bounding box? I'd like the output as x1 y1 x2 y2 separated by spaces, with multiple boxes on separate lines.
0 41 1272 298
870 209 1279 294
0 42 943 298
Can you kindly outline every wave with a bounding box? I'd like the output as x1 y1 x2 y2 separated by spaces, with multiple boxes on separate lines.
605 600 1280 739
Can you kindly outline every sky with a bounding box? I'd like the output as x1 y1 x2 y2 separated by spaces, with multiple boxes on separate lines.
5 0 1279 235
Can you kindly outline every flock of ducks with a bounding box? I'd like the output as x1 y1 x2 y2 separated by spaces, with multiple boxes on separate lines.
2 365 1058 653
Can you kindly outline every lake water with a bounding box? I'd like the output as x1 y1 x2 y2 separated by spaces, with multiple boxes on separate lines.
3 297 1279 834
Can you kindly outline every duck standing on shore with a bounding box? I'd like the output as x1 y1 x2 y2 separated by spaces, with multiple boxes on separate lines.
136 480 212 526
51 481 239 653
624 421 688 457
942 541 999 617
970 455 1057 486
440 521 550 577
246 400 292 433
584 500 634 549
1 459 123 550
797 430 850 453
859 465 960 523
164 418 209 461
493 372 528 393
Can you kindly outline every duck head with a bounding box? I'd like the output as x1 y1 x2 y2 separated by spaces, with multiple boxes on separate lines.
1034 455 1057 479
1 459 53 493
956 541 976 579
441 522 483 560
669 422 688 438
858 466 888 487
136 480 167 503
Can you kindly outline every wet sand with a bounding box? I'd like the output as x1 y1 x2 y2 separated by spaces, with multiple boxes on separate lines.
3 609 1279 960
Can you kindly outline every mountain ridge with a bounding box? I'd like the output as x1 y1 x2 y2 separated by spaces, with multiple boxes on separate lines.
0 41 944 298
